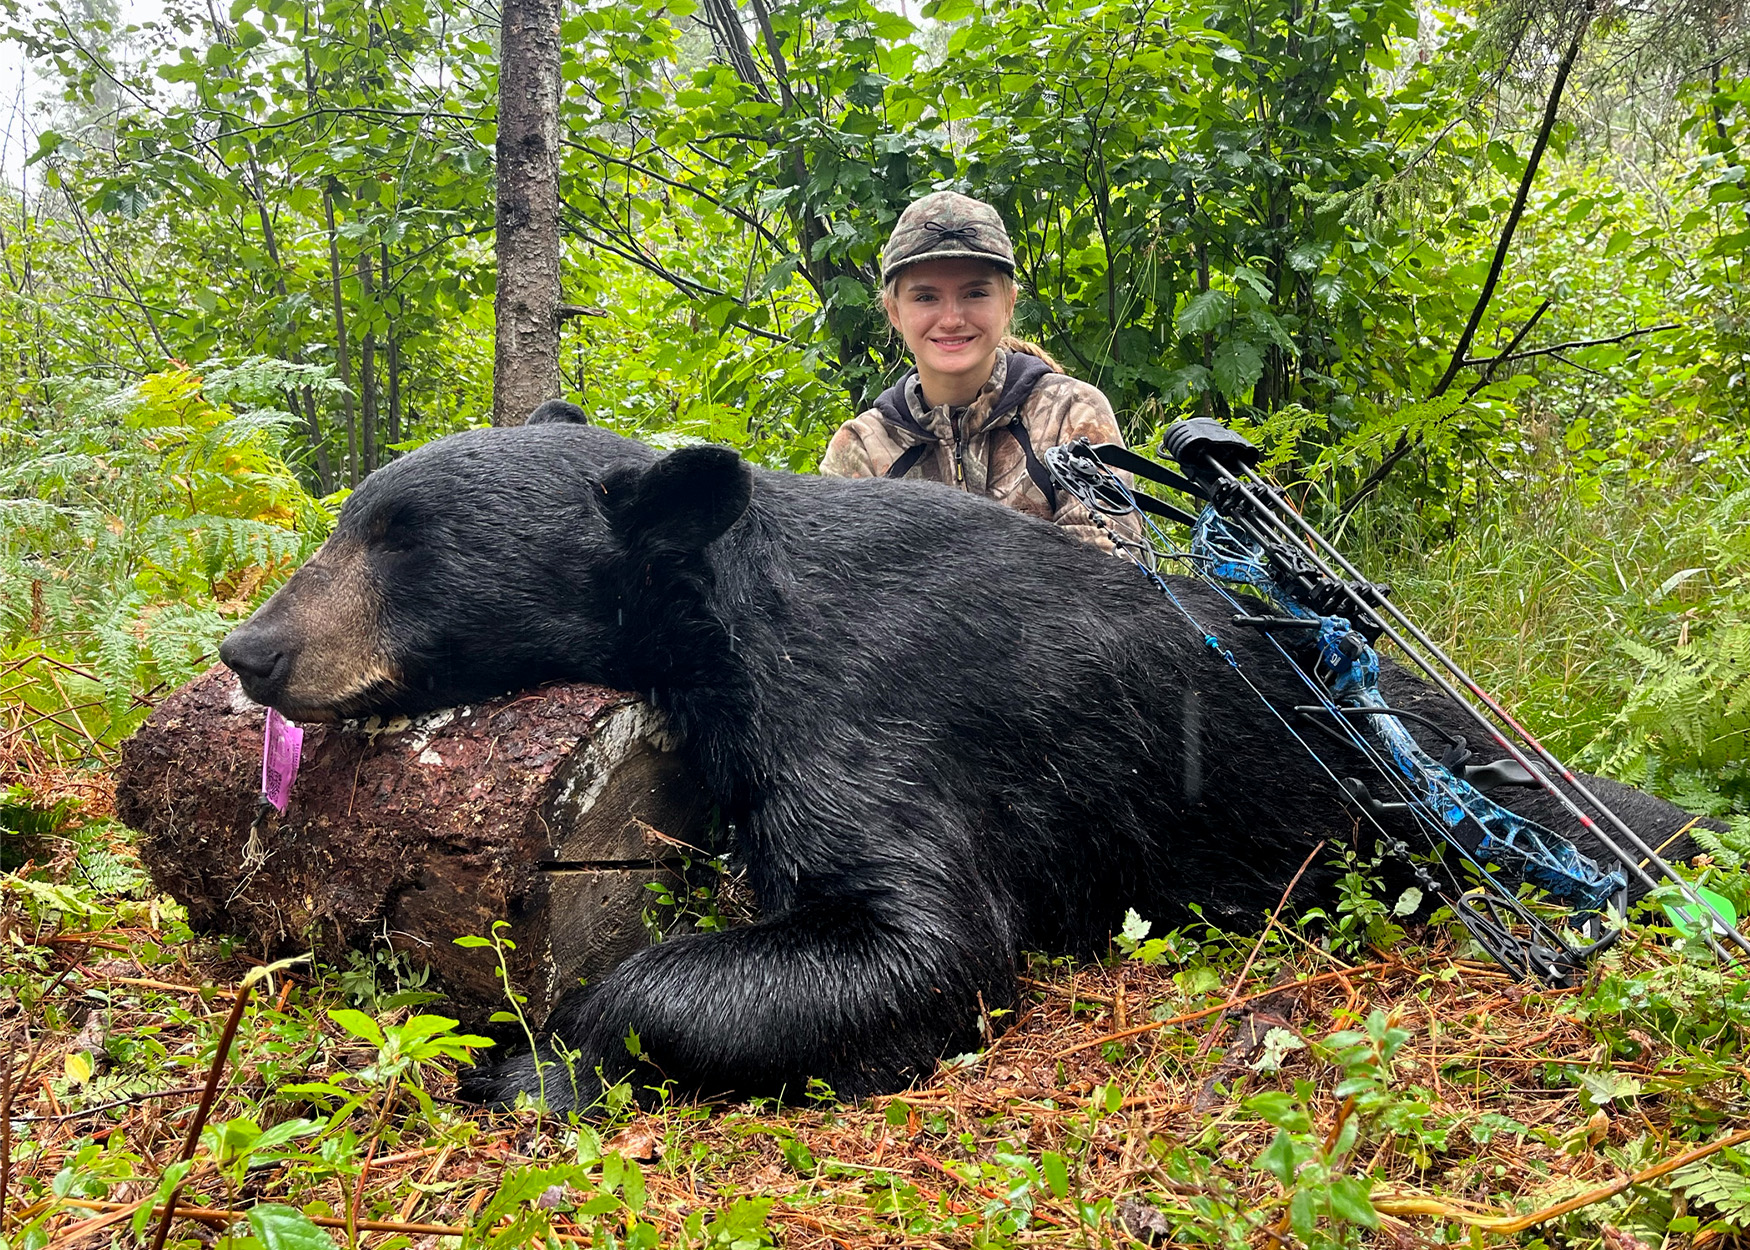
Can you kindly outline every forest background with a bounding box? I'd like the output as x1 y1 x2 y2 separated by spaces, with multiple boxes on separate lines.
4 0 1750 1242
2 0 1748 818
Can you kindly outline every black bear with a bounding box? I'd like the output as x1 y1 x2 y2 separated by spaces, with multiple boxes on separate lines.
219 424 1705 1110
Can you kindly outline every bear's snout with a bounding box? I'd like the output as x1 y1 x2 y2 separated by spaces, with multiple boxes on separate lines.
219 624 291 700
219 538 400 721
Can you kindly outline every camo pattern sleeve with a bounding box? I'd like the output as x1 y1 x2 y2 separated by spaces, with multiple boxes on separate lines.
819 409 933 481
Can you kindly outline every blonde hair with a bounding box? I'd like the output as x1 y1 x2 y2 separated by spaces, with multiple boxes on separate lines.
880 268 1062 373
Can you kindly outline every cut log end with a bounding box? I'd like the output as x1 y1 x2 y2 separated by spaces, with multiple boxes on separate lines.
115 666 716 1026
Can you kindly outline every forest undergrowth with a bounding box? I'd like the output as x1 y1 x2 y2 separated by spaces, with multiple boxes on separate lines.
4 782 1750 1250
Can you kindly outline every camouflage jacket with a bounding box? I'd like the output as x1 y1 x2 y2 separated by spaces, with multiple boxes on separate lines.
819 348 1143 550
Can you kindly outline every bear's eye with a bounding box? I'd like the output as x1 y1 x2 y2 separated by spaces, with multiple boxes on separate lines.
374 510 424 554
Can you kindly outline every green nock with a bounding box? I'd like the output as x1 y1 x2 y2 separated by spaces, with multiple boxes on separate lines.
1662 884 1739 940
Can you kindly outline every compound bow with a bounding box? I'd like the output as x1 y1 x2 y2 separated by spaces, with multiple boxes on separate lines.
1044 418 1748 985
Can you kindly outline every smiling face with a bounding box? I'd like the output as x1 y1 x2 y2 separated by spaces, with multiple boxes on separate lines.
884 258 1018 407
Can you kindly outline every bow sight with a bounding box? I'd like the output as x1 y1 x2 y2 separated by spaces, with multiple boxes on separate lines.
1044 418 1749 985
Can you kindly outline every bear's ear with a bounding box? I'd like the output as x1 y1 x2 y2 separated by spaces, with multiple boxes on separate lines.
598 445 752 551
525 399 590 426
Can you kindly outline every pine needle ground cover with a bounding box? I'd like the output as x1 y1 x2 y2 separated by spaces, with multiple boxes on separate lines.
4 775 1749 1250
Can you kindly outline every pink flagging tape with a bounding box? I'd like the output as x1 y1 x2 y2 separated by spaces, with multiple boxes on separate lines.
261 708 304 812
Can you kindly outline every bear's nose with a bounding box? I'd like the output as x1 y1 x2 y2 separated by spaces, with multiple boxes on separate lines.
219 629 286 685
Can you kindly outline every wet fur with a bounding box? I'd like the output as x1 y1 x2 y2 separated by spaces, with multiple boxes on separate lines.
222 425 1708 1111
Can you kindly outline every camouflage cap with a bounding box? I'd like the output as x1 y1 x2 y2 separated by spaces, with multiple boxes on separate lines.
881 191 1016 285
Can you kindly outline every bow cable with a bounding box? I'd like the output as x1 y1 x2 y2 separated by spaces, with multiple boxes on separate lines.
1195 454 1747 963
1049 443 1613 980
1044 421 1746 978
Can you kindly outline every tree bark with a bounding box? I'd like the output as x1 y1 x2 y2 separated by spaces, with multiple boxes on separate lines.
383 242 402 454
115 667 718 1027
359 250 378 475
492 0 564 426
322 185 358 485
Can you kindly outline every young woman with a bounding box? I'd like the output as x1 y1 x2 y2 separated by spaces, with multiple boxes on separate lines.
820 191 1141 550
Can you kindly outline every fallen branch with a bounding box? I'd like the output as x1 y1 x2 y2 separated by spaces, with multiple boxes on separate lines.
16 1084 207 1124
1374 1126 1750 1233
1053 961 1394 1058
51 1198 475 1239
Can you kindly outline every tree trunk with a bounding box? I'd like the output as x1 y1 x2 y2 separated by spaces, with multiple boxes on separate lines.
287 385 331 495
492 0 563 426
114 667 719 1027
383 242 402 454
322 186 358 485
300 384 330 493
359 250 378 475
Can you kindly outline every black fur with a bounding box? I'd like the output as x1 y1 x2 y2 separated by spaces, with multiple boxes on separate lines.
225 424 1709 1111
525 399 591 426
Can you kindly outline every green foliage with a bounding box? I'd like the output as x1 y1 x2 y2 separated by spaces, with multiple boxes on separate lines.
1294 847 1418 958
1594 487 1750 820
281 1010 493 1124
1236 1011 1424 1249
4 5 1750 1248
1673 1152 1750 1231
1 363 327 754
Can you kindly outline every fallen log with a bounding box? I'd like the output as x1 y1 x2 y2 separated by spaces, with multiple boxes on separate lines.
115 666 716 1027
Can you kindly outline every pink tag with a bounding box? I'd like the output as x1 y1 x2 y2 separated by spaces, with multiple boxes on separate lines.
261 708 304 812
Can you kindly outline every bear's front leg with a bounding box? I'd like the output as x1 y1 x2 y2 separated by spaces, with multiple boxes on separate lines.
456 894 1014 1112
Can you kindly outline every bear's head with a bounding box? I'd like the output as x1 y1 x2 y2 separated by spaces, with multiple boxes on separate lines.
219 424 753 720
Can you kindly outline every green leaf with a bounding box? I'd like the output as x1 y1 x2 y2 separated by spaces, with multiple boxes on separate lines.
1176 289 1231 336
248 1203 339 1250
923 0 976 19
577 1193 621 1216
1245 1091 1312 1132
1662 885 1737 938
327 1009 385 1047
1257 1129 1301 1187
869 9 915 37
1040 1150 1069 1199
251 1118 323 1153
1326 1176 1378 1228
392 1015 462 1044
452 934 493 948
1289 1185 1318 1242
1212 339 1265 397
25 130 63 167
1576 1070 1643 1106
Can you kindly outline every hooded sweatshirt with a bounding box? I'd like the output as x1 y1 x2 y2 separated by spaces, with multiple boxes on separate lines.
819 347 1143 550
